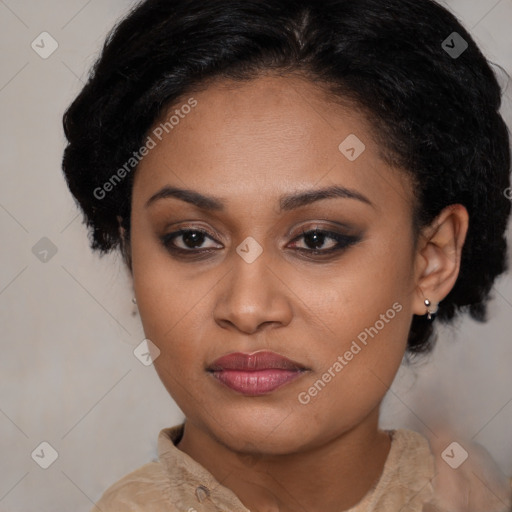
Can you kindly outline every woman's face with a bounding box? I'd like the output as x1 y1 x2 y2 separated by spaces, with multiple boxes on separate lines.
129 74 422 454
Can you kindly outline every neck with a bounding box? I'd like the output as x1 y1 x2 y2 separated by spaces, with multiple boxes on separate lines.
176 409 391 512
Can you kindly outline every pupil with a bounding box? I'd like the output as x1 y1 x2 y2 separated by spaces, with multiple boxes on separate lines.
183 231 204 248
305 231 324 249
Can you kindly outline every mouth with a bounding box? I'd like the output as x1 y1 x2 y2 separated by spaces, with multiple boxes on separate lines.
206 351 309 396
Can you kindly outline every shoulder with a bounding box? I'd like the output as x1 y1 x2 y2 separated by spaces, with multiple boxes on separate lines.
420 428 512 512
90 461 178 512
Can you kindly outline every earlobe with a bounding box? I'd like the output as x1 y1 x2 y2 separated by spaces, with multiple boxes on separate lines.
423 298 439 320
412 204 469 317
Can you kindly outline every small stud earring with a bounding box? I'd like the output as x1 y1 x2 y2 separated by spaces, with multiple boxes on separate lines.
424 298 438 320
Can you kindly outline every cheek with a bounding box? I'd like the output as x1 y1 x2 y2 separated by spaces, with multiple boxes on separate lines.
294 307 409 442
131 221 200 336
130 224 219 389
295 236 413 415
313 230 413 342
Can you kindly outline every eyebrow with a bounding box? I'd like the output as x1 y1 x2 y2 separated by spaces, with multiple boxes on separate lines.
145 184 374 211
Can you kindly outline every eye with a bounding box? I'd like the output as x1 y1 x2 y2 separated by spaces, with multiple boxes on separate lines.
160 226 361 258
161 228 222 253
287 228 360 255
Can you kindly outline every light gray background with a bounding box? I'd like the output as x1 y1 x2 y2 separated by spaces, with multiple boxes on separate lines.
0 1 511 511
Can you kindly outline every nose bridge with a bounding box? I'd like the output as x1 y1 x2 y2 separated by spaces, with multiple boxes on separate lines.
213 243 292 333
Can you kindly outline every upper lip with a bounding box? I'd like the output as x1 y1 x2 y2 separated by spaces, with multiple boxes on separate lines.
207 351 307 371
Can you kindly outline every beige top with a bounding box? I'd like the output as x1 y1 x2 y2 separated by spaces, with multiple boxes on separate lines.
92 424 512 512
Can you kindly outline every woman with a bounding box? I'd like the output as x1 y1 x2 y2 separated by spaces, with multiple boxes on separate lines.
61 0 512 510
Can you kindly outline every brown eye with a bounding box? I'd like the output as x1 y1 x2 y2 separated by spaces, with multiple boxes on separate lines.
288 229 361 255
161 229 221 253
160 227 361 260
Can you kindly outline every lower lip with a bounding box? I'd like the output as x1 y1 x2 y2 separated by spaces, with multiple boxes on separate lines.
210 369 305 396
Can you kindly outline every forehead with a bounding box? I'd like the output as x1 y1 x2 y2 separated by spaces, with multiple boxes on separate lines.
132 74 411 211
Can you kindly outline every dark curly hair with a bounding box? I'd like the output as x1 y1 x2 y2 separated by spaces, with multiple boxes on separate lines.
61 0 511 355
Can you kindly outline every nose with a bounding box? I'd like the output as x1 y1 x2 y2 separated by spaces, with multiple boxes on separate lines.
212 252 293 334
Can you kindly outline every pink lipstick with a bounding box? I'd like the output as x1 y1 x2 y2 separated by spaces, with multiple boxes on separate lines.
207 351 307 396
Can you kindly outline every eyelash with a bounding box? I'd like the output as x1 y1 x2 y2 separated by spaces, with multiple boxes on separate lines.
160 227 360 259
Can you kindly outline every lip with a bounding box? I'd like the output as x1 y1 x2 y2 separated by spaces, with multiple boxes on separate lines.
207 351 308 396
208 351 307 371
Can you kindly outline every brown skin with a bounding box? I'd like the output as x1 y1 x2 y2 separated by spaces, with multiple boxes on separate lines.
121 74 468 511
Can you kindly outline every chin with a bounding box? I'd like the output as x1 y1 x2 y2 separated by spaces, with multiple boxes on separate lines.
205 409 313 454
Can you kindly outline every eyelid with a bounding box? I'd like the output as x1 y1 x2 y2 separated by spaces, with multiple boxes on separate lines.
284 219 355 237
286 221 357 241
165 222 224 242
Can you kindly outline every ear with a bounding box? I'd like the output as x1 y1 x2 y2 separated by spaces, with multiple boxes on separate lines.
412 204 469 316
